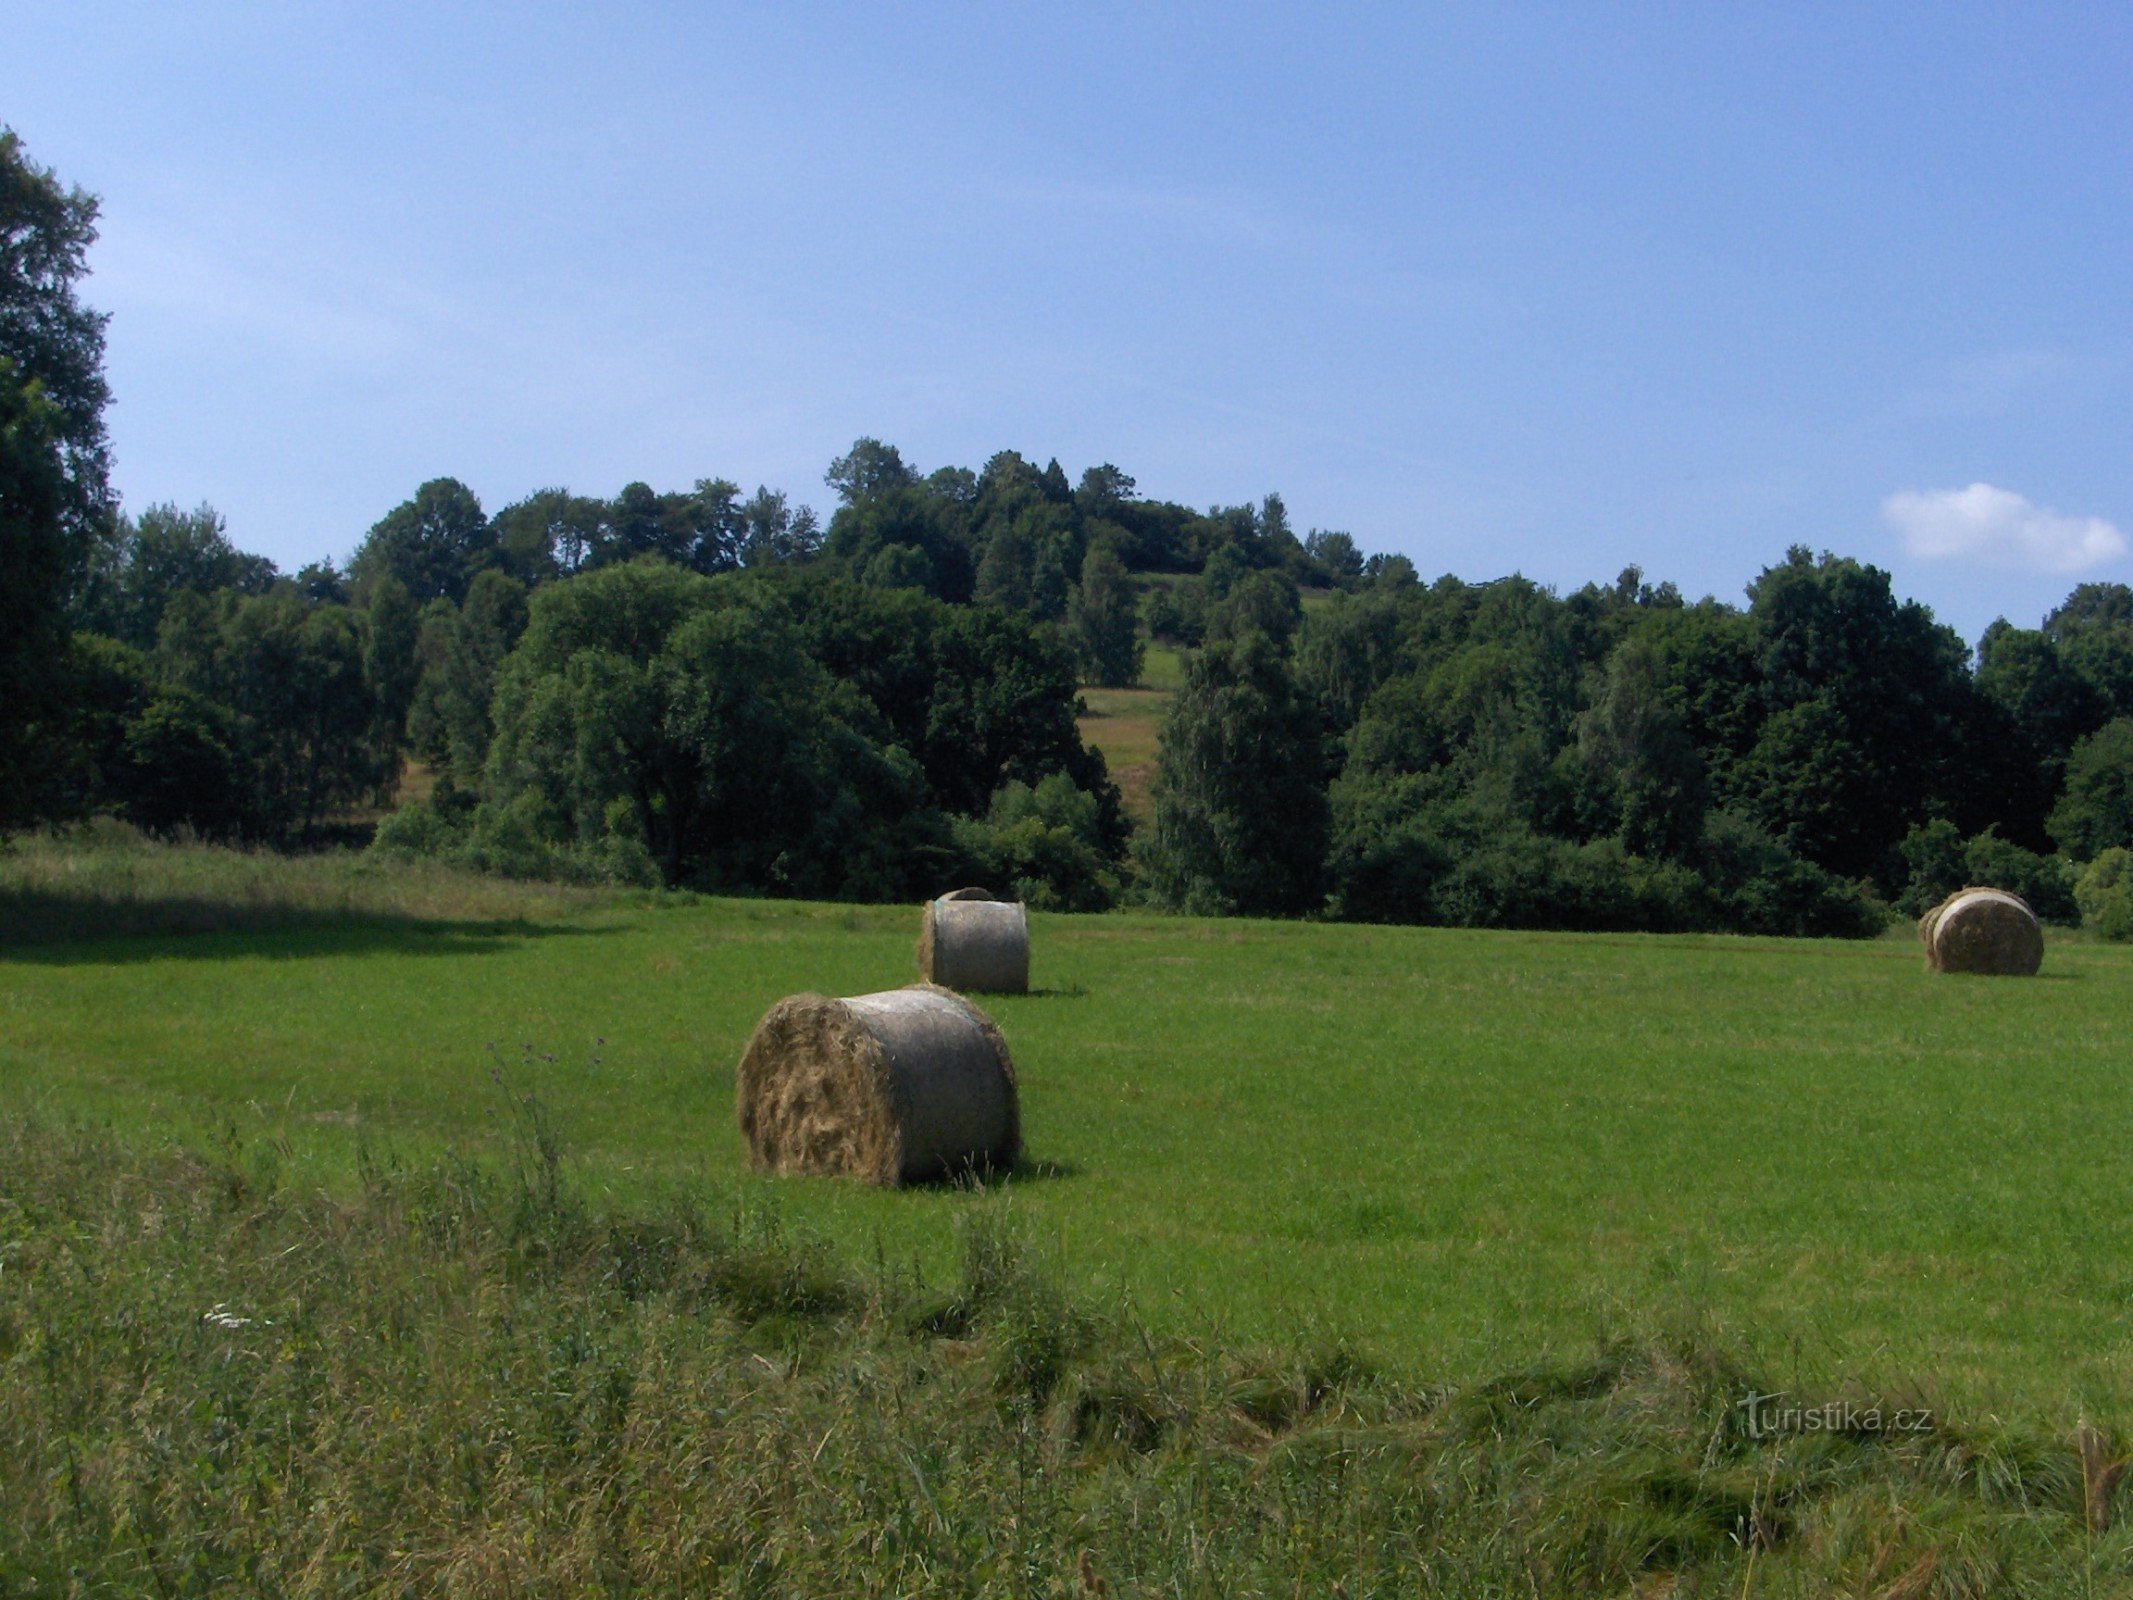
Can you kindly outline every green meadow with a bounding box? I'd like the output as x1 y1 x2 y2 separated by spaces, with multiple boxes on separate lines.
6 834 2133 1427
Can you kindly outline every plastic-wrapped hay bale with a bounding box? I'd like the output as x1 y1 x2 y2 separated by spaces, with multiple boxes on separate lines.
735 984 1019 1184
1920 886 2043 976
917 895 1029 993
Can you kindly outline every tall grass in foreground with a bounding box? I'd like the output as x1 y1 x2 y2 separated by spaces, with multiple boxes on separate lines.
3 1113 2129 1597
0 822 605 943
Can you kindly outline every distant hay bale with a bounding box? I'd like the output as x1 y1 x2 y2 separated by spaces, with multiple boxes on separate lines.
1920 886 2043 976
735 984 1019 1185
917 896 1030 993
935 886 997 902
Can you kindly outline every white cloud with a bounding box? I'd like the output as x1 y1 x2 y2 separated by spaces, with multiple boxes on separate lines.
1881 483 2126 574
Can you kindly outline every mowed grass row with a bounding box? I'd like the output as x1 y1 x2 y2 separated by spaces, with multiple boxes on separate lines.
6 841 2133 1424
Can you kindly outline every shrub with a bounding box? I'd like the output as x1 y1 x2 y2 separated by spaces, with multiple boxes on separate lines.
369 794 463 860
1960 827 2078 922
952 772 1118 911
2075 847 2133 941
1140 581 1203 647
1898 820 2079 923
1690 811 1888 939
1895 817 1965 917
2049 717 2133 860
116 689 250 840
1328 789 1887 938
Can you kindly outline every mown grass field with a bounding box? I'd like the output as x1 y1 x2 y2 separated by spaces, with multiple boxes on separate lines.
6 835 2133 1429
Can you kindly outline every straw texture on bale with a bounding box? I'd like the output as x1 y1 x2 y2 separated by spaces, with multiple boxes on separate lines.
917 896 1030 993
1920 886 2043 976
735 984 1019 1185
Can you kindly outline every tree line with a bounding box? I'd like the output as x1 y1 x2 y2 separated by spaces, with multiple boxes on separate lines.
6 127 2132 937
1148 554 2133 939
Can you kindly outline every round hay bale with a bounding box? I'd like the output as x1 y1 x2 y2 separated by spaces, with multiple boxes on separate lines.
735 984 1019 1185
917 896 1030 994
935 886 997 902
1920 886 2043 976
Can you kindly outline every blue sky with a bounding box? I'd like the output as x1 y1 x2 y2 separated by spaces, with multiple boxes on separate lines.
7 3 2129 642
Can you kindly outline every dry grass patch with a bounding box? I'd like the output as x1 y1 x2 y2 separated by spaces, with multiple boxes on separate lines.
0 822 606 944
1076 685 1170 829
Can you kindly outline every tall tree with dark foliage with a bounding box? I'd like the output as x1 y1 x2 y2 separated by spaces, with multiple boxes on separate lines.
0 128 112 828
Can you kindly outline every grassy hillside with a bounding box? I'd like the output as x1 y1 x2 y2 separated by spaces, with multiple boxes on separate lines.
1076 644 1180 828
6 833 2133 1429
1075 685 1166 825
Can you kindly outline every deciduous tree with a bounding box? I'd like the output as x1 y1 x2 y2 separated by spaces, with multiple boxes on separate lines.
1 129 111 827
1066 544 1143 687
1145 629 1327 915
351 479 494 605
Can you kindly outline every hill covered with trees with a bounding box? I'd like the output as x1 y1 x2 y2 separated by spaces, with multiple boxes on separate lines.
8 127 2133 937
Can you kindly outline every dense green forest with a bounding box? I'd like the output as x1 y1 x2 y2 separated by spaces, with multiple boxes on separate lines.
7 128 2133 937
